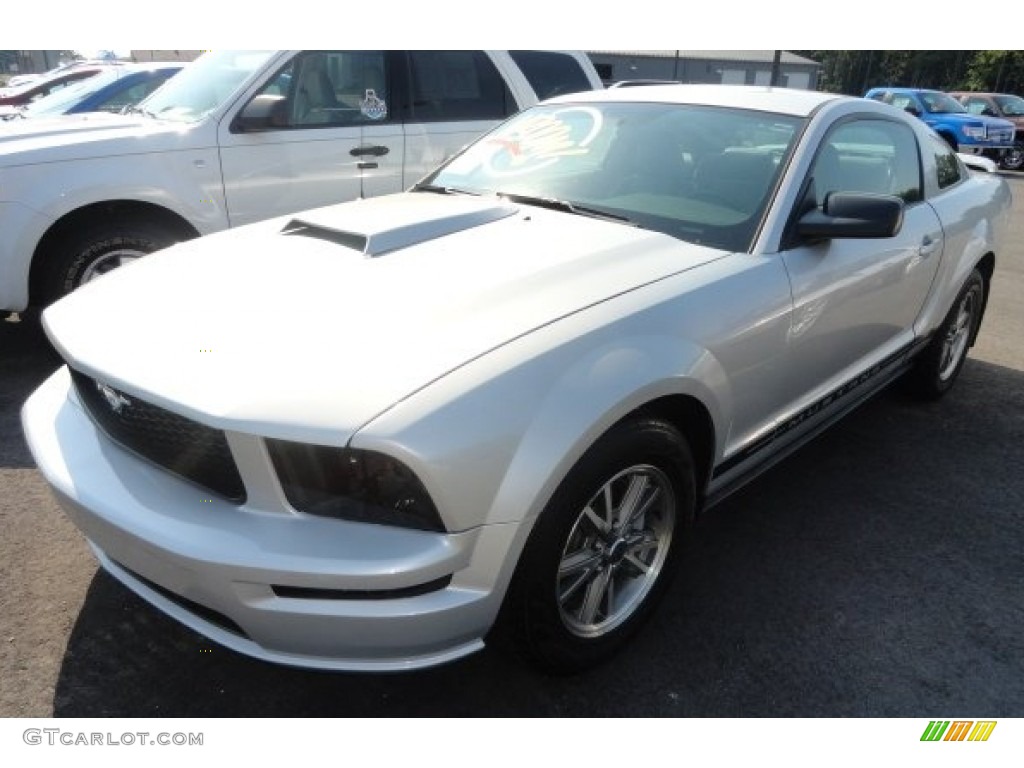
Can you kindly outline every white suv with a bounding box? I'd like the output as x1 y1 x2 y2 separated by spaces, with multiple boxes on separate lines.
0 50 601 311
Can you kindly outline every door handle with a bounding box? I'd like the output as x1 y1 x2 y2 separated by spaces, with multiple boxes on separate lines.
919 235 940 258
350 145 389 157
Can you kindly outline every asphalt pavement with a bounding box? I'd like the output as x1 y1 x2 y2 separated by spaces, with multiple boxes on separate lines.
1 175 1022 717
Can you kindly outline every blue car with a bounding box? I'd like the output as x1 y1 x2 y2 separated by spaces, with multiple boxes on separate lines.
865 87 1016 159
2 63 183 120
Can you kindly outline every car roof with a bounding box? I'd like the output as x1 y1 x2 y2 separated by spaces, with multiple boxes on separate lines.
545 84 842 117
949 91 1019 98
867 87 943 95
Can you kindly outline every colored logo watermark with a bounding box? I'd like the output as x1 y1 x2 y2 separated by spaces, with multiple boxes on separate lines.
921 720 996 742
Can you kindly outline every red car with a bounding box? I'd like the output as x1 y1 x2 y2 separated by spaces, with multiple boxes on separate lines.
0 67 108 106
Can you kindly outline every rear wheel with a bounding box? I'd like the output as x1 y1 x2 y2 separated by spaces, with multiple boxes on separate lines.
906 269 985 399
501 417 696 673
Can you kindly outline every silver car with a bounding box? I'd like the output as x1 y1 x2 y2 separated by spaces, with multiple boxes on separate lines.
22 85 1012 673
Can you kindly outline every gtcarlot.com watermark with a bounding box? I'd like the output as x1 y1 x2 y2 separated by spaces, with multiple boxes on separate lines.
23 729 203 747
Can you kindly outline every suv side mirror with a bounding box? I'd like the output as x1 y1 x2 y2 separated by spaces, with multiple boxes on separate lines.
234 94 288 132
903 104 921 117
797 192 905 240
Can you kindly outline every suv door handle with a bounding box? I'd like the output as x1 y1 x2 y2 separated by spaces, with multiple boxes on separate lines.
350 145 389 157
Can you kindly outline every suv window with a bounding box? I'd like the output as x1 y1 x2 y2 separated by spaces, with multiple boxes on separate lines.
508 51 593 100
251 51 390 128
810 119 923 205
929 132 962 189
405 51 515 122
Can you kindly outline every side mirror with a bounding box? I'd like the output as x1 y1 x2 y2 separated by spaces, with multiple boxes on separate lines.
797 192 905 240
903 104 921 117
234 94 288 132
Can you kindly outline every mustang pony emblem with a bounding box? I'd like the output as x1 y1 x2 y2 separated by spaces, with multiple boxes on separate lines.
96 381 132 414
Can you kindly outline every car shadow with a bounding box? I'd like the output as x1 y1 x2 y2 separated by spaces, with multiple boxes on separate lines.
0 312 62 469
51 357 1024 716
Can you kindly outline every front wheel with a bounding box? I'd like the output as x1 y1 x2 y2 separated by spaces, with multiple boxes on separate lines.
500 417 696 673
905 269 985 400
39 220 181 306
1001 144 1024 172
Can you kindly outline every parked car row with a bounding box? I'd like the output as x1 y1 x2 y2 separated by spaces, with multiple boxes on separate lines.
0 62 116 107
865 86 1024 171
0 50 602 314
0 63 183 121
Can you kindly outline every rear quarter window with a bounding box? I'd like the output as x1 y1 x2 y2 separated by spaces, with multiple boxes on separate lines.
929 133 963 189
508 51 595 100
406 51 516 122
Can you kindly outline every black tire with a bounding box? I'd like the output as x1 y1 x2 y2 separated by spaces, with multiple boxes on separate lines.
905 269 985 400
39 220 181 306
1001 144 1024 172
500 417 696 673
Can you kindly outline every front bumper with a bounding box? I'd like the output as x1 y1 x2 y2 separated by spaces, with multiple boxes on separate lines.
22 367 519 671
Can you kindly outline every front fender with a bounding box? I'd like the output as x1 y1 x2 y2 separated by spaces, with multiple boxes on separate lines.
6 151 228 235
352 317 729 536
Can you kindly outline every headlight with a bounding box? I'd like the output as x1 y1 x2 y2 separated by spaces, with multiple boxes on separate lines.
267 440 445 532
962 125 986 139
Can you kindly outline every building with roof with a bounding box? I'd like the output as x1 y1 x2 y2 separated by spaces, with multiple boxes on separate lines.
587 50 821 90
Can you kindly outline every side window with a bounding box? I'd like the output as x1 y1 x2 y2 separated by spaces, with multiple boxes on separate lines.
405 51 515 122
810 119 923 206
929 133 963 189
508 51 594 100
248 51 390 129
963 97 995 117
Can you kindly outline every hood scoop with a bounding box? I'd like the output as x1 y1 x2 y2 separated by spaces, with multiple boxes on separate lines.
279 194 519 257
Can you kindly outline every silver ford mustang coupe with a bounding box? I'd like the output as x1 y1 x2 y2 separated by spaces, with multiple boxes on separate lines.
22 85 1011 673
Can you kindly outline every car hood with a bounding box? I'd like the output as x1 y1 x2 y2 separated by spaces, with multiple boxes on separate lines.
44 193 727 444
0 112 193 166
928 112 1016 130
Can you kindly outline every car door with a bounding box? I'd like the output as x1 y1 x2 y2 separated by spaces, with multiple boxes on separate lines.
780 116 943 399
217 50 404 227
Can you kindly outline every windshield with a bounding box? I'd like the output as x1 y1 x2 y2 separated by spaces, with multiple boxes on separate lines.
421 101 803 252
919 92 967 114
136 50 276 123
994 94 1024 116
21 70 118 116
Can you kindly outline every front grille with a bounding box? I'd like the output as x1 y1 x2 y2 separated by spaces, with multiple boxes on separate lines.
70 369 246 502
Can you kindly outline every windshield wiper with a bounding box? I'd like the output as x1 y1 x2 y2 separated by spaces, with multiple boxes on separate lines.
412 183 483 196
122 104 158 119
498 193 639 226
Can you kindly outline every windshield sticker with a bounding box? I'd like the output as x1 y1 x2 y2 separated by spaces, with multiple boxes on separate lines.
360 89 387 120
481 106 603 176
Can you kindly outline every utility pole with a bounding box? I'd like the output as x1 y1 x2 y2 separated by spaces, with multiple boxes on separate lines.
770 50 782 87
